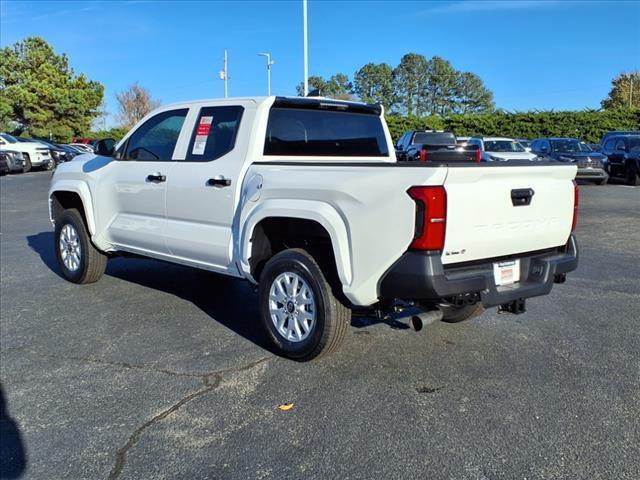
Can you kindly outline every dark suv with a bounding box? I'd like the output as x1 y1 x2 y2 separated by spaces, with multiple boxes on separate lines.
530 138 609 185
600 135 640 186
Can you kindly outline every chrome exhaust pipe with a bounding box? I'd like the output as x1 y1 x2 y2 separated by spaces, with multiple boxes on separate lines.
409 309 443 332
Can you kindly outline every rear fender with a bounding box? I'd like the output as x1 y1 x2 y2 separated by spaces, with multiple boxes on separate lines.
238 199 352 287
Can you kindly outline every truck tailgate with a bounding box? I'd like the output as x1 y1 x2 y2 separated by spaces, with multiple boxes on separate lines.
442 164 576 265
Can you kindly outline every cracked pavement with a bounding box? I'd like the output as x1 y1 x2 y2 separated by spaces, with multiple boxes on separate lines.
1 171 639 479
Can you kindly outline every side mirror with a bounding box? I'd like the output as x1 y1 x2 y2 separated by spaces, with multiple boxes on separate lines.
540 146 549 153
94 138 116 157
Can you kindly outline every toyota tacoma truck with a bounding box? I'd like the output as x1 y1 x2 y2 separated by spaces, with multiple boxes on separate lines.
48 96 579 361
394 130 481 163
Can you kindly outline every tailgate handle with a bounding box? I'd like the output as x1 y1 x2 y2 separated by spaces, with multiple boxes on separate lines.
511 188 534 206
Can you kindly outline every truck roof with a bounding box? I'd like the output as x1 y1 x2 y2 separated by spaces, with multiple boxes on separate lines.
157 96 381 114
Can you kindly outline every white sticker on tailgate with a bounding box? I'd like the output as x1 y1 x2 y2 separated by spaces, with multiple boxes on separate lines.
493 260 520 286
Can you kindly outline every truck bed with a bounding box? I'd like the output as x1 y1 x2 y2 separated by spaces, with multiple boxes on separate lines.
248 160 577 305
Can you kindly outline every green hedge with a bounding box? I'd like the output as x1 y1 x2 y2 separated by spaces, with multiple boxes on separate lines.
385 109 640 144
88 127 129 142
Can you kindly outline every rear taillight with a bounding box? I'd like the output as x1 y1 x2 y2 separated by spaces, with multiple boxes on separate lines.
419 148 427 162
475 147 481 163
571 180 579 231
407 186 447 251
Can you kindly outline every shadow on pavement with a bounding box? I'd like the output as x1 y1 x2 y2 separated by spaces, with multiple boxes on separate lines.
26 232 61 279
27 231 275 354
0 384 27 479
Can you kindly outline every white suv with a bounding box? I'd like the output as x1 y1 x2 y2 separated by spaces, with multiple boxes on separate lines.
0 133 54 171
468 137 538 162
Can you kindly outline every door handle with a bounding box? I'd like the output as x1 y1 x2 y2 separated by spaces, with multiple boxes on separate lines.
511 188 535 206
147 173 166 183
206 177 232 187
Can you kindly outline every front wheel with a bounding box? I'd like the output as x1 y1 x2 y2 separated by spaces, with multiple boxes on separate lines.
258 249 351 361
625 166 639 186
22 154 32 173
44 157 56 171
54 208 107 284
595 179 606 185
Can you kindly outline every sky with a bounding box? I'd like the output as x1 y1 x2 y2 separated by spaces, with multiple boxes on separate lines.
1 0 639 127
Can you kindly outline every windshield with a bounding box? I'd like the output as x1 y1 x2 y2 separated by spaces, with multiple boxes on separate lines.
518 140 531 148
413 132 455 146
484 140 525 153
550 140 592 153
0 133 17 143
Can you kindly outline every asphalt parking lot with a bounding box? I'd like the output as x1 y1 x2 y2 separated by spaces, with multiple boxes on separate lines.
1 170 639 480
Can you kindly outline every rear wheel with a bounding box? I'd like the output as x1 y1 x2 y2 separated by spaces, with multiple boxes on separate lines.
22 154 32 173
54 208 107 284
625 165 638 186
258 248 350 361
44 157 56 171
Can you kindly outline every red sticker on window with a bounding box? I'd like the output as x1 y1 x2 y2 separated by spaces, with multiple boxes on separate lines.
196 116 213 136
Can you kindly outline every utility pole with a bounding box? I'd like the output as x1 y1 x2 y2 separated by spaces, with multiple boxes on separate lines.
303 0 308 96
258 52 275 96
219 49 228 98
630 75 634 108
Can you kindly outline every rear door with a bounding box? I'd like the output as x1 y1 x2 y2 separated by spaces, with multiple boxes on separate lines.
442 164 576 265
164 101 253 271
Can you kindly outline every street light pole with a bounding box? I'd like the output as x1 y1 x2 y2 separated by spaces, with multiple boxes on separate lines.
218 49 228 98
258 52 275 96
303 0 308 96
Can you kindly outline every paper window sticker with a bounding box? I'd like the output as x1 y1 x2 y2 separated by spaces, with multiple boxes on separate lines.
192 135 208 155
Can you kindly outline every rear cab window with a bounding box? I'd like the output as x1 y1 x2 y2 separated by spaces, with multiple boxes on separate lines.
412 132 455 145
264 100 389 157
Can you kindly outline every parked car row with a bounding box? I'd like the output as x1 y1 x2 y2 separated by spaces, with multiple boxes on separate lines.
0 133 96 175
395 129 640 186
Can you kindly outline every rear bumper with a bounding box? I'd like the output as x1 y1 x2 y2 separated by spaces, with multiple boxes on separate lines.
378 235 579 307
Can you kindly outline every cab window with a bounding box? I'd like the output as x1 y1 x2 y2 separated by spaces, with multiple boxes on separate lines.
124 109 188 161
264 108 389 157
185 106 244 161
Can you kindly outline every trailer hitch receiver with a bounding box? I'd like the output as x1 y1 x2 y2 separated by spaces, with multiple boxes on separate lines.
498 298 526 315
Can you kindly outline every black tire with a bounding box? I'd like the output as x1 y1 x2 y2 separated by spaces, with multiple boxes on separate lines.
22 154 32 173
595 179 606 185
44 157 56 171
258 248 351 361
625 165 638 186
54 208 107 284
440 302 485 323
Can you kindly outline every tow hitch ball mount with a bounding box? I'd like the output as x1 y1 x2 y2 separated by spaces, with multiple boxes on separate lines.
499 298 526 315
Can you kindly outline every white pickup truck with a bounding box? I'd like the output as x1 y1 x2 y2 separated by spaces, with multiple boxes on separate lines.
49 96 579 360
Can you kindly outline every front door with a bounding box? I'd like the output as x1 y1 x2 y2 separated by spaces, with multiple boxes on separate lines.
97 108 189 255
165 102 252 271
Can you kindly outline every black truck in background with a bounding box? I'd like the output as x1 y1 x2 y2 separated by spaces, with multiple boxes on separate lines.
394 130 480 163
